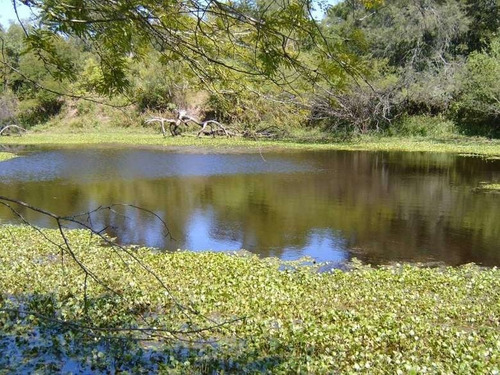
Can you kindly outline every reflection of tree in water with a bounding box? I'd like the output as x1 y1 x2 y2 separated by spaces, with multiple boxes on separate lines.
0 150 499 265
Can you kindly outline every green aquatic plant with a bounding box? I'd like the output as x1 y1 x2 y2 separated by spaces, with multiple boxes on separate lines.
475 183 500 192
0 152 15 161
0 225 499 373
1 132 500 156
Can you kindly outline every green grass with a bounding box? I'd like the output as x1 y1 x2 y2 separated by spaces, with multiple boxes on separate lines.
0 151 15 161
1 225 499 373
2 130 500 156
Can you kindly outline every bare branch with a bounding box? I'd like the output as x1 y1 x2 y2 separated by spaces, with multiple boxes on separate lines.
0 195 246 342
0 124 26 136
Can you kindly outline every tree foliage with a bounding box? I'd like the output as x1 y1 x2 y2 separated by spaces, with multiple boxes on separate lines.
0 0 498 136
316 0 499 135
19 0 325 91
453 37 500 136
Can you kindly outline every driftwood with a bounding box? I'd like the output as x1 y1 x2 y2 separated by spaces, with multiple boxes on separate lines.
145 117 179 137
0 125 27 136
146 110 288 140
196 119 235 138
146 110 234 138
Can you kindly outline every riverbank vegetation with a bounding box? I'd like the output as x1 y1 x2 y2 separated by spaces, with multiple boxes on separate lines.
1 225 499 373
0 0 498 140
2 131 500 157
0 151 15 161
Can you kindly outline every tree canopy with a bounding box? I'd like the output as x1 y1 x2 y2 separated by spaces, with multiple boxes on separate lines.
0 0 498 136
16 0 335 91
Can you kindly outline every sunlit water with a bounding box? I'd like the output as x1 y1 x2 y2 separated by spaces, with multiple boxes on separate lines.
1 145 499 266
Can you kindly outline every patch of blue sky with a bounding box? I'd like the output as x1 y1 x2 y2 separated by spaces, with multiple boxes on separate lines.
0 0 34 28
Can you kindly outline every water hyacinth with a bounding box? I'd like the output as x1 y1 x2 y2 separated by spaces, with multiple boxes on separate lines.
0 225 499 373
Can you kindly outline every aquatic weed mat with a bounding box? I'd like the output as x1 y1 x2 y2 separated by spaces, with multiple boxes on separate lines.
2 132 500 156
0 225 499 373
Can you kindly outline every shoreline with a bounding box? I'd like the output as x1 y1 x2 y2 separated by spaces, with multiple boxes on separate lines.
0 151 16 161
1 131 500 156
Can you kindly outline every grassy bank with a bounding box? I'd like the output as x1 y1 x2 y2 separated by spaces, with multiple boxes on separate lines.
1 226 499 373
1 130 500 156
0 152 16 161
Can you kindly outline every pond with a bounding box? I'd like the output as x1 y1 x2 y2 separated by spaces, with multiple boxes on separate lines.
0 145 499 266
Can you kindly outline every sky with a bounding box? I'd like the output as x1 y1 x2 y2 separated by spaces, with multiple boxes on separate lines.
0 0 33 28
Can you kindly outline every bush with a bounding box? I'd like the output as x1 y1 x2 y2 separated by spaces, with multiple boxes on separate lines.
208 86 307 130
310 81 404 135
403 65 462 117
128 55 200 113
388 115 456 137
452 38 500 137
42 99 143 131
17 96 63 127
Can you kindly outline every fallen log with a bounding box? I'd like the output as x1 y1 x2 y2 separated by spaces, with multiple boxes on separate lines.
197 120 236 138
147 110 234 138
145 117 179 137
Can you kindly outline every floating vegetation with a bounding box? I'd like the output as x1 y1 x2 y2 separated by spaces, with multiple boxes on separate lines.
0 152 15 161
1 132 500 156
474 182 500 193
1 225 499 373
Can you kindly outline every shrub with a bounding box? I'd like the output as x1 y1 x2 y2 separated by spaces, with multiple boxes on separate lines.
310 81 404 135
17 96 63 127
388 115 456 137
452 38 500 137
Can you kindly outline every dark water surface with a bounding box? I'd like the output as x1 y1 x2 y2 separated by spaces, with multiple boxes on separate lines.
1 146 499 266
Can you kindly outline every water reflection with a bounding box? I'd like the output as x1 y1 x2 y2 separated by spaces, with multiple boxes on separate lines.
0 147 499 266
279 229 348 262
185 209 243 251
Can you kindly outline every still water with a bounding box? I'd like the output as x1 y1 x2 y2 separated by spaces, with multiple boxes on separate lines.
0 146 499 266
